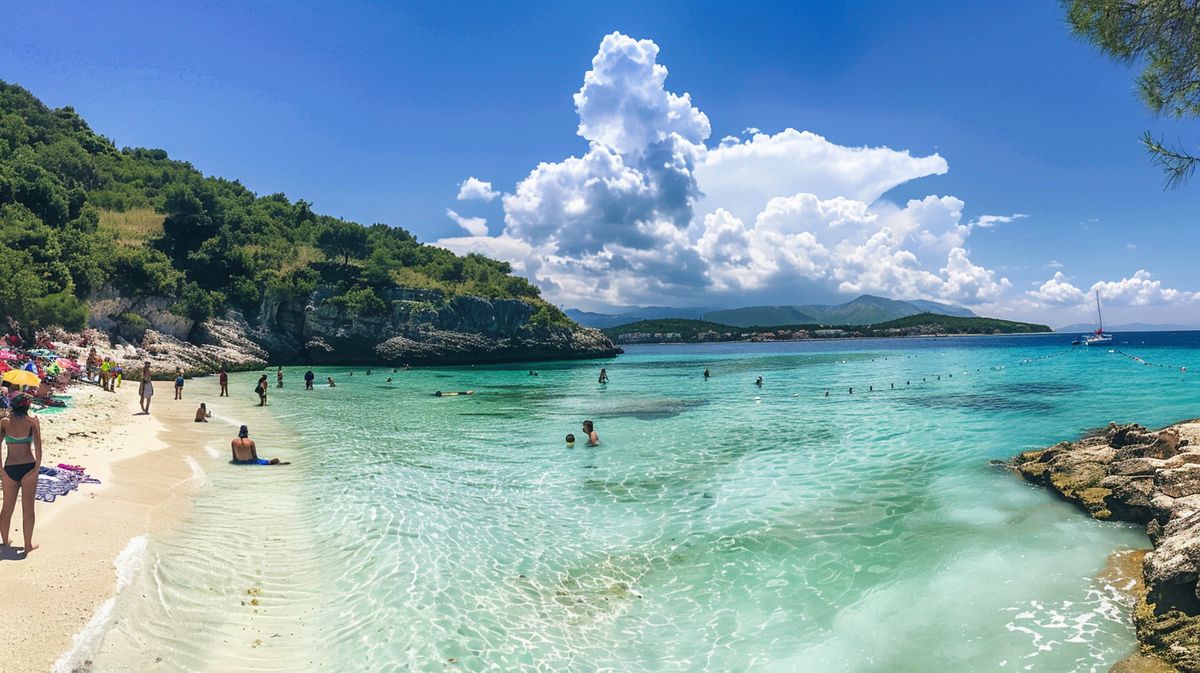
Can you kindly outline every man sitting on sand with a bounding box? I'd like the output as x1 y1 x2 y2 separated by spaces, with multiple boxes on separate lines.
230 425 289 465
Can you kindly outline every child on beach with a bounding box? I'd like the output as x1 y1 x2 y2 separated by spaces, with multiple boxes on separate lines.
582 420 599 447
174 368 185 400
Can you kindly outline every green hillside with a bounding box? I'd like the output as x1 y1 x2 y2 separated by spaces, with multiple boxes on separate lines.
0 81 569 336
871 313 1050 334
702 305 815 326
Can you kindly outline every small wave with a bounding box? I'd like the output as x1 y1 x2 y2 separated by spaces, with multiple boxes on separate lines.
184 456 208 488
53 536 149 673
204 445 219 459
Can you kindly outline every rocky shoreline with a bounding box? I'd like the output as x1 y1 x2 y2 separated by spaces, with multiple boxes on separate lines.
1012 420 1200 672
77 286 621 377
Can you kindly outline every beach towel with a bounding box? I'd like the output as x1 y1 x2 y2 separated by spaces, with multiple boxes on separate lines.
35 465 100 503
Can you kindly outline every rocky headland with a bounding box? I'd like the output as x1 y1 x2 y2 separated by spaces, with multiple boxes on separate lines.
75 286 620 377
1012 420 1200 672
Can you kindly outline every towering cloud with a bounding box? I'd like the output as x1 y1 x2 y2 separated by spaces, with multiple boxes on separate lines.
437 31 1019 309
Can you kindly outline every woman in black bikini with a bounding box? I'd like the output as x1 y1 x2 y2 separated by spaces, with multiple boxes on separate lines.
0 393 42 553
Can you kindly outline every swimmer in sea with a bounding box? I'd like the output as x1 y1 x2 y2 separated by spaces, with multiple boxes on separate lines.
755 376 763 388
327 376 336 387
194 403 211 423
566 433 575 448
703 369 710 380
582 420 599 447
386 377 393 383
230 425 289 465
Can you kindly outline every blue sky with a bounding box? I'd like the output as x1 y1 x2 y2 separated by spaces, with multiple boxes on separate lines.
4 0 1198 325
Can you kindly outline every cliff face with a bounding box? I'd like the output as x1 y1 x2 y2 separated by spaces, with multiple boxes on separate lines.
88 285 620 369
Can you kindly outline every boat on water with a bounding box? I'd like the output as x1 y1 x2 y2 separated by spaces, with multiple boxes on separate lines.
1080 291 1112 346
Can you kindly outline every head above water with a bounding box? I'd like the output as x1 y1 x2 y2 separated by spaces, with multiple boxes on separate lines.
238 425 249 438
566 433 576 445
582 420 594 433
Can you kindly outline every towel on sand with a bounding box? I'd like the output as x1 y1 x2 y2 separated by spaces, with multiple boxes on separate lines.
35 465 100 503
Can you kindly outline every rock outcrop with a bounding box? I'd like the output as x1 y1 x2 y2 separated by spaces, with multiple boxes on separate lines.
1012 420 1200 672
246 287 619 365
86 285 619 371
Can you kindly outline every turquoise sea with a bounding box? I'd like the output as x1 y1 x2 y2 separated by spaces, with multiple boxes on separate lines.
80 334 1200 672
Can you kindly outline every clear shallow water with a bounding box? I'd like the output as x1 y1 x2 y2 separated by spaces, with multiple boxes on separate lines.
90 333 1200 672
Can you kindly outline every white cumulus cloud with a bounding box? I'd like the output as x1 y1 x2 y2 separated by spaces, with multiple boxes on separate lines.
438 31 1020 309
446 209 489 237
456 177 499 202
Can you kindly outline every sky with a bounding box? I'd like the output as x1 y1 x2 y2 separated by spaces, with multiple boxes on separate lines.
3 0 1199 327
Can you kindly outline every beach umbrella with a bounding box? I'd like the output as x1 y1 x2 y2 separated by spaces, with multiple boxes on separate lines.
2 369 40 387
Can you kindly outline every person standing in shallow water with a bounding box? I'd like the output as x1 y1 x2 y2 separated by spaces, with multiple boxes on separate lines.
218 367 228 397
582 420 600 447
174 368 184 400
276 367 284 389
0 394 42 554
255 375 268 406
304 368 315 390
598 368 609 385
703 369 710 380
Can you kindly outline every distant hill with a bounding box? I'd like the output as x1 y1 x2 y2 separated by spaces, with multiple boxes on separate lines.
604 313 1049 343
702 295 976 327
1055 322 1200 333
599 318 734 341
571 295 976 329
565 306 709 329
700 305 816 326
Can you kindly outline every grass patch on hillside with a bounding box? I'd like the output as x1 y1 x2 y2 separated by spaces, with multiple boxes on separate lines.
99 208 164 246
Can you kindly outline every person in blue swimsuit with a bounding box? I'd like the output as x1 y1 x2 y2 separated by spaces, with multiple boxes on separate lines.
0 393 42 553
230 425 289 466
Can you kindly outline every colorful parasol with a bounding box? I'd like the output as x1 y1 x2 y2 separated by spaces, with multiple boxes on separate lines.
2 369 41 387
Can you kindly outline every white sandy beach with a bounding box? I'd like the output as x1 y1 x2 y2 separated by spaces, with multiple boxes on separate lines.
0 381 229 673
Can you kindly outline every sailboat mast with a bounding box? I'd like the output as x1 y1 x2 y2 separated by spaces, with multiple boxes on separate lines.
1095 291 1103 333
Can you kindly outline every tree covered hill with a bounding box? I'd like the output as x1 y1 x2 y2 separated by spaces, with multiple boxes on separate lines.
0 81 567 336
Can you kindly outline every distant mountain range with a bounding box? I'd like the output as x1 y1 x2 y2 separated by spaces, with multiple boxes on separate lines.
567 295 976 329
1054 322 1200 333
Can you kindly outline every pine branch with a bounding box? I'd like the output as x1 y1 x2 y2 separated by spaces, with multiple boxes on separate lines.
1142 131 1200 188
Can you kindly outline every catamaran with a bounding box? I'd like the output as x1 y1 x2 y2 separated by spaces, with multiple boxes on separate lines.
1082 291 1112 346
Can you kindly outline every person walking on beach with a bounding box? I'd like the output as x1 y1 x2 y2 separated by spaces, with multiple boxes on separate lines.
582 420 600 447
174 368 185 400
598 368 609 385
255 375 268 406
230 425 289 465
304 369 315 390
276 367 284 389
139 362 154 414
218 367 228 397
0 393 43 553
